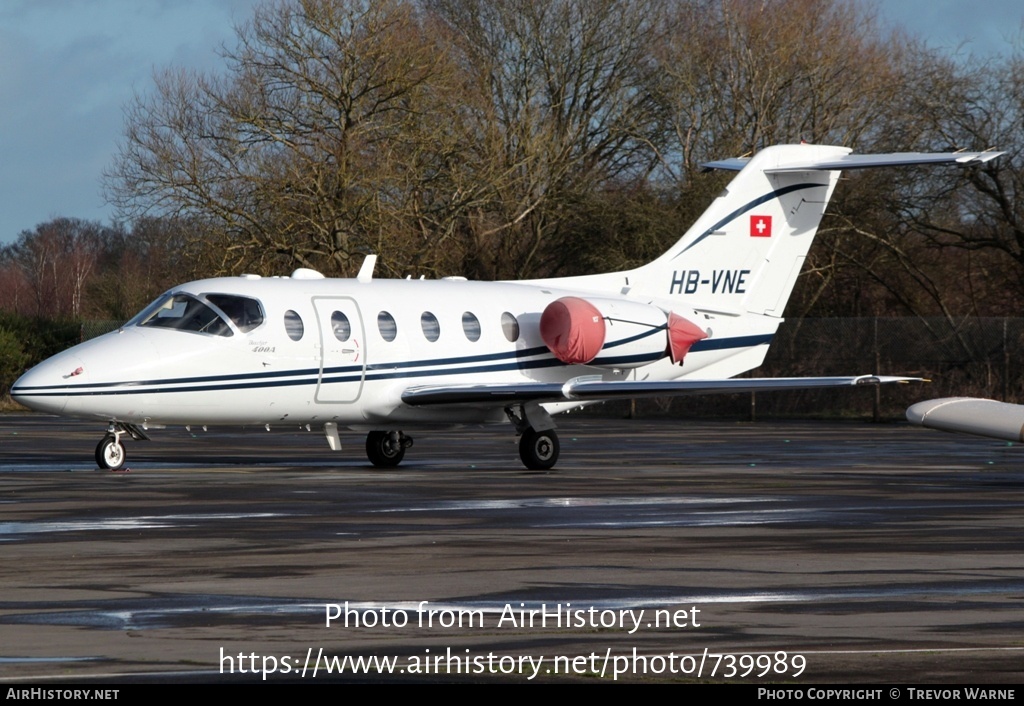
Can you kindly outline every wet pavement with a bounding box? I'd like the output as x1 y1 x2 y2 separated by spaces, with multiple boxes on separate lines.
0 414 1021 683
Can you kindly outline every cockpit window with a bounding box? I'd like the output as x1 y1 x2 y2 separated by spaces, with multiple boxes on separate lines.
132 293 233 337
206 294 264 333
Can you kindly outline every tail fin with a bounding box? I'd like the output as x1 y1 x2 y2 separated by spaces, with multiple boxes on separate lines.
542 143 1001 320
646 144 847 316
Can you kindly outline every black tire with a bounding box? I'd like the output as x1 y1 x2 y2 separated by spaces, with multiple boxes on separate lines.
366 430 405 467
95 435 125 470
519 429 559 470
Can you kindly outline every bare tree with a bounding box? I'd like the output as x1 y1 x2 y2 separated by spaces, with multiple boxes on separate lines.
894 52 1024 293
107 0 472 277
801 47 1024 319
431 0 670 277
6 218 107 318
653 0 912 185
103 0 1024 317
107 0 674 279
86 217 191 319
0 251 31 317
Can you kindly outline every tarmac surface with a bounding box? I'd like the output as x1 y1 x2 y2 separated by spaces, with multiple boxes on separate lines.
0 413 1022 684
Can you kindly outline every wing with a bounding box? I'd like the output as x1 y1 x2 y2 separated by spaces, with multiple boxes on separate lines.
402 375 921 407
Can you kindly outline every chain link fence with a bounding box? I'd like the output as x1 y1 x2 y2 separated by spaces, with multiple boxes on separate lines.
608 318 1024 420
747 317 1024 420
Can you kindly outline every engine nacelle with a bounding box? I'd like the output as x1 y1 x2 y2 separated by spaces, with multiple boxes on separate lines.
539 296 707 368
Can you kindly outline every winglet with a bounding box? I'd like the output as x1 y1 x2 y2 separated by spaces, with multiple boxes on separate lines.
357 254 377 283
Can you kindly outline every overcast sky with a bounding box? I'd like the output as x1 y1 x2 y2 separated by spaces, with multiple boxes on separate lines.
1 0 1022 245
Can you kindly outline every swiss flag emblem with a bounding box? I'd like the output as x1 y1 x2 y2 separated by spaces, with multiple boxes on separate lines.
750 215 772 237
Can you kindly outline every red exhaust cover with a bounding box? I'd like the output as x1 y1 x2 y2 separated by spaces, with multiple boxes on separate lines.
667 312 708 364
540 297 606 364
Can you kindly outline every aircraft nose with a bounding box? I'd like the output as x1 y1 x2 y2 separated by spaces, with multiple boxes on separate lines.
905 400 937 425
907 397 1024 442
10 354 85 415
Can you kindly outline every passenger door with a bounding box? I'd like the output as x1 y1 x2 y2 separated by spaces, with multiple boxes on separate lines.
312 297 366 404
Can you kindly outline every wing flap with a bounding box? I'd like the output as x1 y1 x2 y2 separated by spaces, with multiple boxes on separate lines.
402 375 922 407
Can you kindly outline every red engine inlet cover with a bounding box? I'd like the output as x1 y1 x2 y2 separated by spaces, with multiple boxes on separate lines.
667 311 708 364
540 297 606 365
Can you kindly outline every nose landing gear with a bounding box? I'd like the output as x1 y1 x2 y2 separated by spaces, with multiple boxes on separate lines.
95 434 125 470
94 423 150 470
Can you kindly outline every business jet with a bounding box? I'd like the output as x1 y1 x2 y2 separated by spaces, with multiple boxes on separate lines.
907 397 1024 443
11 143 1002 471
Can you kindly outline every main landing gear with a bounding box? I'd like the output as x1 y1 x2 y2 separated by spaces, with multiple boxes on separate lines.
507 404 560 470
518 428 560 470
94 422 150 470
365 430 413 467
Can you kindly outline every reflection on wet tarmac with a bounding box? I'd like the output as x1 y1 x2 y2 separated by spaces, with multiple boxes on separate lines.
0 514 282 537
1 416 1022 683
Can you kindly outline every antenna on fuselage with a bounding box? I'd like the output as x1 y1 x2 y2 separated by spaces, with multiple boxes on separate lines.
357 254 377 283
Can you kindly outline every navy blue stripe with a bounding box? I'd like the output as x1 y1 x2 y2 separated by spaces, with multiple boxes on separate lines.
366 344 549 373
13 333 772 399
11 346 553 392
601 323 666 349
14 328 668 394
673 183 821 257
589 352 665 366
11 366 327 392
14 324 669 395
16 357 562 397
690 333 773 352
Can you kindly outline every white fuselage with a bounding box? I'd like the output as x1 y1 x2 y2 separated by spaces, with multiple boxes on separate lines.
11 273 776 430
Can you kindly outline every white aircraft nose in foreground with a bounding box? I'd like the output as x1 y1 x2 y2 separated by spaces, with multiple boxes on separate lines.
907 397 1024 442
12 144 1002 470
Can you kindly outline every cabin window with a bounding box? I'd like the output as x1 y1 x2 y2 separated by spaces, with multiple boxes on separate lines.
461 311 481 342
331 311 351 342
206 294 264 333
133 293 233 337
378 311 397 342
420 312 440 342
284 310 304 341
501 312 520 342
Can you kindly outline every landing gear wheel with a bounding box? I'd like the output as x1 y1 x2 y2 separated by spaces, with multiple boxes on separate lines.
95 435 125 470
519 429 559 470
366 430 406 467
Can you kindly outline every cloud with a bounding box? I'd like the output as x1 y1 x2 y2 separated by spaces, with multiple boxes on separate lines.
0 0 260 241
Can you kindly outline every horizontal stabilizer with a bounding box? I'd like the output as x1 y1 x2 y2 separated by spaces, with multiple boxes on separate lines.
702 150 1004 172
403 375 921 406
907 397 1024 442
